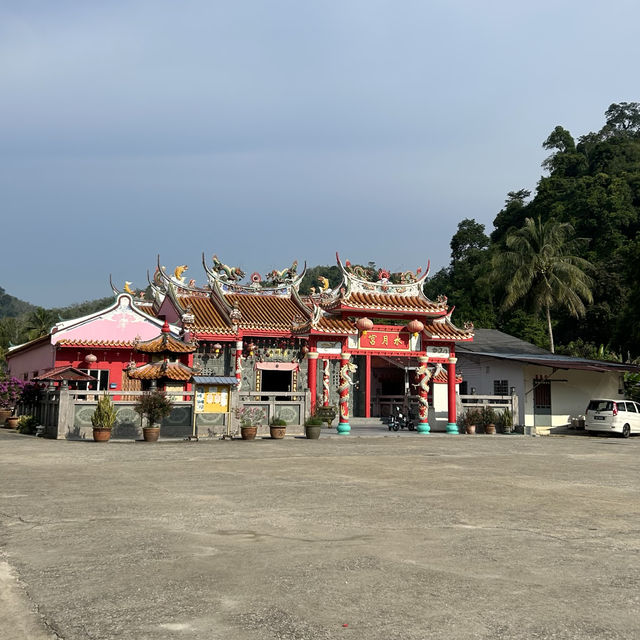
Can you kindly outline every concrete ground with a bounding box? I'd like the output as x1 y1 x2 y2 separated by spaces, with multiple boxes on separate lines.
0 429 638 640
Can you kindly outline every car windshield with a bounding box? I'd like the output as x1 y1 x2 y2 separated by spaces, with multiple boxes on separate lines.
587 400 614 412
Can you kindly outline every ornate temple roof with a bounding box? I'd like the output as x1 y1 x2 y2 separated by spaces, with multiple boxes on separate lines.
134 321 197 353
323 254 449 317
128 253 473 344
423 313 474 341
126 361 194 381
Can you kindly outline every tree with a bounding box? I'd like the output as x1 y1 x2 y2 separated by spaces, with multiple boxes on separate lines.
601 102 640 136
492 217 594 353
25 307 58 340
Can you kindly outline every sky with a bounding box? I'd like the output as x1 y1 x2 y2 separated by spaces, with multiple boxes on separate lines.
1 0 638 307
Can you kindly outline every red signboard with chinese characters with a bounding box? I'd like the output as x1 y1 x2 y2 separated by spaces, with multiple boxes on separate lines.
358 330 410 351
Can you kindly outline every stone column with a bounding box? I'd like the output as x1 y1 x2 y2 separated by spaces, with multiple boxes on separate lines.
446 356 459 434
307 351 318 415
416 356 430 434
337 353 352 434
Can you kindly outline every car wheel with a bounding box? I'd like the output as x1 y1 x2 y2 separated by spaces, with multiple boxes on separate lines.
392 424 399 431
621 424 631 438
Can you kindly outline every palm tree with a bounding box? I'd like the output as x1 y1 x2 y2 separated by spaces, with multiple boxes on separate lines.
26 307 58 341
493 217 594 353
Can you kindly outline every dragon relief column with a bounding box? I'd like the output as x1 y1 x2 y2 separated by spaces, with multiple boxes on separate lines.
446 356 459 434
307 350 318 415
337 352 354 434
322 359 330 407
416 356 431 434
235 341 243 393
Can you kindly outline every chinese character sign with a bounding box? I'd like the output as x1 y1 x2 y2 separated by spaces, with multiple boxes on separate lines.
358 330 410 351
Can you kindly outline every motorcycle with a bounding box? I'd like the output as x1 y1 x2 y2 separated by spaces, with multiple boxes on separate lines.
388 406 416 431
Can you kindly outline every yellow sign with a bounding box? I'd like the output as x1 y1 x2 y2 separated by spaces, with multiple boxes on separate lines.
195 384 230 413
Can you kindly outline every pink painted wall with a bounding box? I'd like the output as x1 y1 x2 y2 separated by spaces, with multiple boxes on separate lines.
7 341 55 380
52 295 167 346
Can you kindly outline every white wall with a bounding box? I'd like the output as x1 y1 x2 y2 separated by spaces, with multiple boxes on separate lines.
522 366 623 427
457 355 525 424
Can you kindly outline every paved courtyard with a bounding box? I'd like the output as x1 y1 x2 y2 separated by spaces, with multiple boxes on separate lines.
1 429 639 640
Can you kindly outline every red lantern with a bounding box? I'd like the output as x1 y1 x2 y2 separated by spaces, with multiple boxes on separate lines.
356 317 374 335
406 319 424 337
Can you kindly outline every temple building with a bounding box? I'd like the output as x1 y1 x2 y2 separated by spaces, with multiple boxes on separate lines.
140 253 473 433
7 253 473 434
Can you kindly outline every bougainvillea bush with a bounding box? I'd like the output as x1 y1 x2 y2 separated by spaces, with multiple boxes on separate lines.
0 376 26 410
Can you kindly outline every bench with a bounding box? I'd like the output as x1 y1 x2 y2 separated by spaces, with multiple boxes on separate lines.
314 406 337 427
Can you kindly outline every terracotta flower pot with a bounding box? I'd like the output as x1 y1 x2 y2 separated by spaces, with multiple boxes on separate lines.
465 424 476 435
240 426 258 440
270 426 286 439
92 428 112 442
485 423 496 435
143 426 161 442
0 409 12 427
6 416 19 430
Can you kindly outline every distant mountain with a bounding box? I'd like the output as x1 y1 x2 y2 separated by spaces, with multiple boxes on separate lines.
0 286 36 319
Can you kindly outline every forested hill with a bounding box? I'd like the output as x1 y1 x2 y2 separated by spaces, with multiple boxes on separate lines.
425 102 640 359
0 286 35 319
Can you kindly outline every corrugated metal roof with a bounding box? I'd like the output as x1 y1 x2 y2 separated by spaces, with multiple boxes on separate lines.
192 376 238 385
456 329 549 355
463 352 640 373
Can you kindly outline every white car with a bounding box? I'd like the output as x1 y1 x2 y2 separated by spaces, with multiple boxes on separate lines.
585 399 640 438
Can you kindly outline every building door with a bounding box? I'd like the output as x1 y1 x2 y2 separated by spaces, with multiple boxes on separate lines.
533 377 551 427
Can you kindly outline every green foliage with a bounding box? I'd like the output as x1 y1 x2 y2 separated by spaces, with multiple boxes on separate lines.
134 391 173 427
458 408 482 428
270 417 287 426
480 406 498 427
492 217 595 352
26 307 58 341
425 218 496 328
17 415 38 435
500 310 549 350
305 416 324 426
298 265 342 295
0 287 35 319
91 394 117 430
556 339 621 362
497 408 513 429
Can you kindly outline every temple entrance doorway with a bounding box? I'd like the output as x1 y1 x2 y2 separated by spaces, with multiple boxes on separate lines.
370 356 417 418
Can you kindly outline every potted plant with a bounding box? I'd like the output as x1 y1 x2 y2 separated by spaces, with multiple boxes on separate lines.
481 405 498 435
91 393 117 442
17 415 38 435
304 415 324 439
460 408 481 435
0 375 25 427
269 417 287 439
235 406 265 440
499 408 514 434
134 390 173 442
